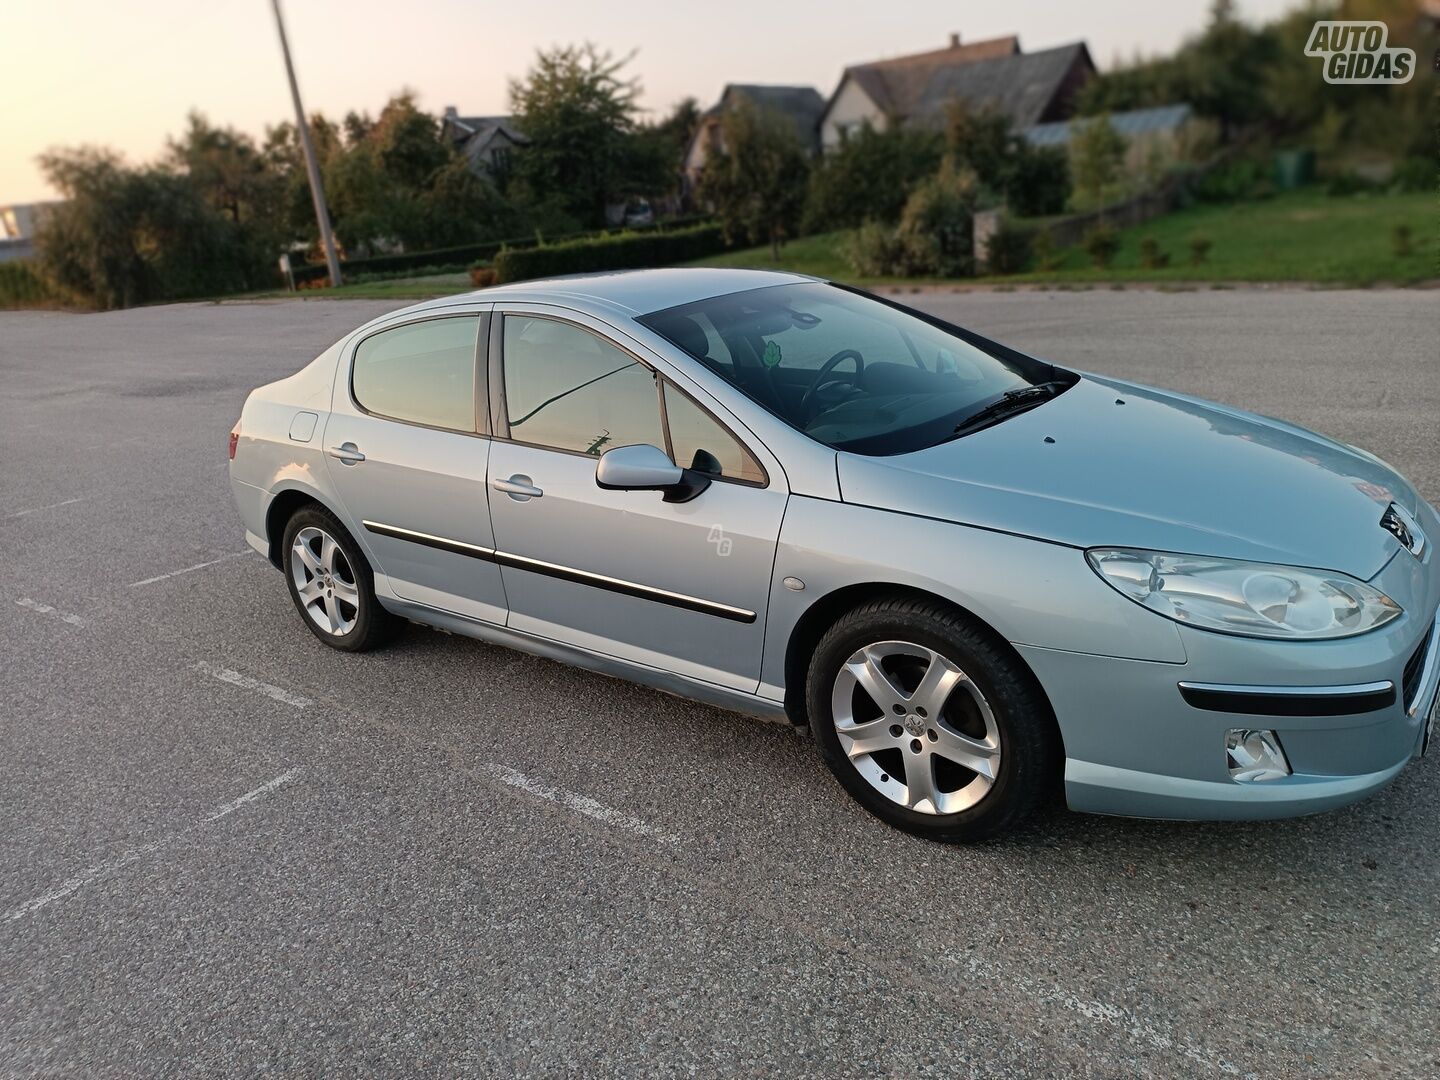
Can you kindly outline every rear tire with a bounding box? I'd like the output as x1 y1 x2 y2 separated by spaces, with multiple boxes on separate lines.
807 596 1060 842
281 506 399 652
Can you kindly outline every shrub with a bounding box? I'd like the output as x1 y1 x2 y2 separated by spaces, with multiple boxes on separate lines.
1138 235 1170 269
895 163 977 277
1006 144 1071 217
1030 229 1060 272
469 264 498 287
1392 225 1413 257
804 125 945 232
1084 224 1120 268
1188 232 1213 266
1325 171 1380 197
844 221 911 278
492 224 726 283
0 260 53 308
984 220 1033 275
1193 158 1270 203
1391 156 1434 194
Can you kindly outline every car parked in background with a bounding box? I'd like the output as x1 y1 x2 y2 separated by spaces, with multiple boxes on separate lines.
228 269 1439 841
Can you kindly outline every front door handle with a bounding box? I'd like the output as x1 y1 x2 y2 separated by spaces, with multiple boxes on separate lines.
492 474 543 500
327 442 366 465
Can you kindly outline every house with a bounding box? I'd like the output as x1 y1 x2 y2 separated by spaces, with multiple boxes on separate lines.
682 84 826 190
1024 103 1202 172
820 33 1095 148
441 108 528 177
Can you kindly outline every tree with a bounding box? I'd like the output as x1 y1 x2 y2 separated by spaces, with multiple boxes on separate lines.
35 147 259 309
803 123 944 231
1070 114 1127 210
509 44 644 229
697 102 810 259
944 101 1071 217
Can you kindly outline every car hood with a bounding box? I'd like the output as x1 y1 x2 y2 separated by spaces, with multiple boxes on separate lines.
837 375 1419 580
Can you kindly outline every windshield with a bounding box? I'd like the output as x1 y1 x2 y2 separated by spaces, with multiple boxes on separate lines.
639 283 1068 455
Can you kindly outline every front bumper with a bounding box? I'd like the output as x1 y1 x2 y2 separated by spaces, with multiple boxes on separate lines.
1020 543 1440 821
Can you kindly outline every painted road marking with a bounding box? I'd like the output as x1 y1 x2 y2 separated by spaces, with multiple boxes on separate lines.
482 763 678 844
129 551 252 587
5 497 84 519
205 767 304 822
4 767 304 922
194 661 312 709
15 598 84 627
952 954 1243 1075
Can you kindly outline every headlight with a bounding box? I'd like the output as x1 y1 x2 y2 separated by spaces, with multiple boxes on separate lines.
1087 549 1401 639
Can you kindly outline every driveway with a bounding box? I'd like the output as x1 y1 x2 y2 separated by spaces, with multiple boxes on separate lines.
1 289 1436 1076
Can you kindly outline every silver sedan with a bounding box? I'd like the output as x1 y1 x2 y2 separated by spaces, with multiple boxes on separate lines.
228 269 1439 841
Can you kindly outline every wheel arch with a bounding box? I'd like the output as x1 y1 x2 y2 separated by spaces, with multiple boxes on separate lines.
781 582 1060 740
264 486 337 569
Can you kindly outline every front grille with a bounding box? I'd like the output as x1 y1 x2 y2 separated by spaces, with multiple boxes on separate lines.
1403 620 1434 709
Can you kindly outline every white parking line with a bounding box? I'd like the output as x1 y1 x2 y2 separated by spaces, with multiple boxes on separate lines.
482 763 678 844
15 598 84 627
4 767 304 922
193 661 312 709
205 767 304 822
952 954 1243 1075
129 551 252 587
5 496 84 519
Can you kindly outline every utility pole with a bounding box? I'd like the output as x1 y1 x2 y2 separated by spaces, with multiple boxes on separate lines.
270 0 342 286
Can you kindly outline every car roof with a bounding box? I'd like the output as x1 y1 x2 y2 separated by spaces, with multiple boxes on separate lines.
402 267 820 322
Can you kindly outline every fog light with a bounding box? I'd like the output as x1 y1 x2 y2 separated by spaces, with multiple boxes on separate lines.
1225 729 1291 782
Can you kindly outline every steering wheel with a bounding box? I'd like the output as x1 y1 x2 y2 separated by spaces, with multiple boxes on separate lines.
799 349 865 423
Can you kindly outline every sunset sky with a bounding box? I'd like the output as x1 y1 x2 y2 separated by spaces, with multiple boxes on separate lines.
2 0 1300 204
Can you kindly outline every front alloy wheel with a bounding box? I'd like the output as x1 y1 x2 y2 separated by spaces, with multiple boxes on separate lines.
808 597 1060 842
831 640 1001 815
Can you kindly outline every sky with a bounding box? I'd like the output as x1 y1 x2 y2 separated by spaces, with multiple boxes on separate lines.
1 0 1302 204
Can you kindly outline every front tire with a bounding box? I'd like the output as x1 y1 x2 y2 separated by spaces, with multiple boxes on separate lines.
807 597 1060 842
282 506 399 652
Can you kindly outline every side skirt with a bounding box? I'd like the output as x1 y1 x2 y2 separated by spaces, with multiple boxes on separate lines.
376 591 795 728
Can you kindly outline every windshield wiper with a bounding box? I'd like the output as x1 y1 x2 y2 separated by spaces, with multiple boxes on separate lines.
949 380 1068 439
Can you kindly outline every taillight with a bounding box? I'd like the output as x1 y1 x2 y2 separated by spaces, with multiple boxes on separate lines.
228 423 240 461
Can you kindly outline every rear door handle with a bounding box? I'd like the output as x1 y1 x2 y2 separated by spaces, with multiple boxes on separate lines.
326 443 366 465
492 474 543 500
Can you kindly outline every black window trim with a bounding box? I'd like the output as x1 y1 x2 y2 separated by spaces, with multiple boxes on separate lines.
491 309 770 488
348 310 490 438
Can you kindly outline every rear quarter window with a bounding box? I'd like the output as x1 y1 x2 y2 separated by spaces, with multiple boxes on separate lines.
352 316 479 431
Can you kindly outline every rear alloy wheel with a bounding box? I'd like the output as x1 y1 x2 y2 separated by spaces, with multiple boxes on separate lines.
808 598 1059 842
282 506 398 652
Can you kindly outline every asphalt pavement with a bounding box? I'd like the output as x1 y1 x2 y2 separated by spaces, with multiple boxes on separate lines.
1 287 1437 1077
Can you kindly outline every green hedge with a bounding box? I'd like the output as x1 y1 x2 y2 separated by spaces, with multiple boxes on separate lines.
290 216 712 285
0 260 52 308
493 224 727 284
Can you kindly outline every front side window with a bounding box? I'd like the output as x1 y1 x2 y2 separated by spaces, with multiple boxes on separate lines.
663 382 765 484
640 283 1066 456
502 315 664 456
352 316 478 431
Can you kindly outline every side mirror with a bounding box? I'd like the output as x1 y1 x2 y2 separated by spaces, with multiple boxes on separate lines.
595 443 711 503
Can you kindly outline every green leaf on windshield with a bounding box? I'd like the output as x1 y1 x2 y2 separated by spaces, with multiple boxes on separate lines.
762 340 782 368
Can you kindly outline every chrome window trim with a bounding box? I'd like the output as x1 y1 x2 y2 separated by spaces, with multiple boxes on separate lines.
361 519 756 624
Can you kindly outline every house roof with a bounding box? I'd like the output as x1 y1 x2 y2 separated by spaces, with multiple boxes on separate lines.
1024 103 1194 147
443 114 528 150
831 39 1094 130
703 84 826 148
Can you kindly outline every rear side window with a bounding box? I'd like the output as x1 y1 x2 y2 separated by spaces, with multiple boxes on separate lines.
502 315 664 455
352 316 479 432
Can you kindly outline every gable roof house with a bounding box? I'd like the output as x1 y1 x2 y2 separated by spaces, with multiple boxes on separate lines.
441 108 528 177
819 34 1095 148
682 84 826 191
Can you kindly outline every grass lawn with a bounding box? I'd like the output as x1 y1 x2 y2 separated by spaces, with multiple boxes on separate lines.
243 271 474 302
690 189 1436 288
